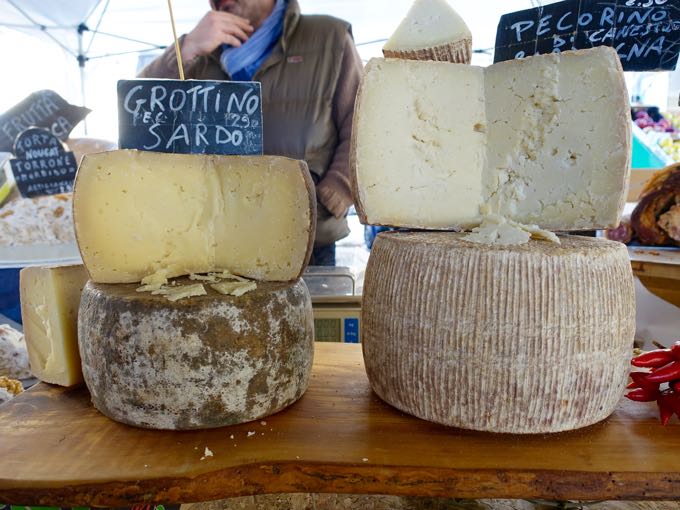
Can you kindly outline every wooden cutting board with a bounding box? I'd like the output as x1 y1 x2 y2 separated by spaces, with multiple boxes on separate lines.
1 342 680 507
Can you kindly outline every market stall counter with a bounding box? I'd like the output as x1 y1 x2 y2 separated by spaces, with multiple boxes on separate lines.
1 342 680 507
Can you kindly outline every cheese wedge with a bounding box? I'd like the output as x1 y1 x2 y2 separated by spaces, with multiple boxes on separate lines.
383 0 472 63
351 47 631 231
19 264 89 386
73 150 316 284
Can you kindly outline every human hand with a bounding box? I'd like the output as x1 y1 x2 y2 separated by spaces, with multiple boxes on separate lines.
182 11 254 61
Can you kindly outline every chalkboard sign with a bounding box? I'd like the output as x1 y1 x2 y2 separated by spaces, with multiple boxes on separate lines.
118 79 263 155
494 0 680 71
0 90 90 154
9 127 78 198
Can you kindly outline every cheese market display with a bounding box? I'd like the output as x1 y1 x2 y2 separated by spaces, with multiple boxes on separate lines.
78 277 313 430
382 0 472 64
19 264 89 386
73 150 316 283
361 233 635 433
351 46 630 231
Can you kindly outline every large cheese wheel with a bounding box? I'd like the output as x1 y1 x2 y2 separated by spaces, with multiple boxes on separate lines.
362 232 635 434
78 278 314 430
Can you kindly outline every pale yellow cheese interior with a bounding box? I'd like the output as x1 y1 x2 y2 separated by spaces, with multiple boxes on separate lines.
354 47 630 230
74 150 314 283
20 264 89 387
357 59 486 228
383 0 471 51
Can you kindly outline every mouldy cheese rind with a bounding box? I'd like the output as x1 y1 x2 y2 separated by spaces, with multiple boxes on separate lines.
73 150 316 284
78 277 314 430
350 47 631 231
361 232 635 434
19 264 89 386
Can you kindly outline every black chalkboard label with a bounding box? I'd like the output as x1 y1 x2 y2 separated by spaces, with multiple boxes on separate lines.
494 0 680 71
0 90 90 154
9 127 78 198
118 79 263 155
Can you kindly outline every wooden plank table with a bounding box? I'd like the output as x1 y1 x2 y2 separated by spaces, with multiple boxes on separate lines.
1 342 680 507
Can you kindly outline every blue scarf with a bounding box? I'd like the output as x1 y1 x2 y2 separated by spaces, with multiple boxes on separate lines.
220 0 287 81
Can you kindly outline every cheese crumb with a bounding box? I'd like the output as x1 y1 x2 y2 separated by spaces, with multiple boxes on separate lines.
152 283 207 302
260 421 267 426
211 281 257 297
200 446 214 460
247 431 256 437
136 269 169 292
189 273 220 282
210 270 249 282
362 458 369 462
230 434 234 439
463 214 560 246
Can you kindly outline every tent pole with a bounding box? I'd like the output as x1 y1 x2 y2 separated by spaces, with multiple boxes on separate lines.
77 23 88 134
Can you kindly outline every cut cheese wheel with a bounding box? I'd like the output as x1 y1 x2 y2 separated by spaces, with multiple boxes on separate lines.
361 232 635 433
19 264 89 386
73 150 316 284
78 277 314 430
351 47 631 231
382 0 472 63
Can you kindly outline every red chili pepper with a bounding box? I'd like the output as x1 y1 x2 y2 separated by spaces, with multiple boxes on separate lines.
646 361 680 384
631 349 675 368
671 342 680 361
658 393 675 425
626 387 660 402
629 371 660 392
672 380 680 393
668 392 680 419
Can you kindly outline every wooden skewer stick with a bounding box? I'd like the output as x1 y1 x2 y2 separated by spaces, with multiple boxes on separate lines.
167 0 185 80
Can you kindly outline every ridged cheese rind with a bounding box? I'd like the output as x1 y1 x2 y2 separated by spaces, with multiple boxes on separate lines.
351 47 631 231
361 232 635 433
73 150 316 284
78 278 314 430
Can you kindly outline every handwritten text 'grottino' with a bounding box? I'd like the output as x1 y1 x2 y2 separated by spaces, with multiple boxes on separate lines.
122 83 259 150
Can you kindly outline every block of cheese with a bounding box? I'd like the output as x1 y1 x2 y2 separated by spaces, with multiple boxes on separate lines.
351 47 631 231
73 150 316 284
382 0 472 63
361 232 635 433
19 264 89 386
78 277 314 429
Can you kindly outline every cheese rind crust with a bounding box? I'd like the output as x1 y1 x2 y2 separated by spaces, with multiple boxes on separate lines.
73 150 316 283
78 278 314 430
361 232 635 433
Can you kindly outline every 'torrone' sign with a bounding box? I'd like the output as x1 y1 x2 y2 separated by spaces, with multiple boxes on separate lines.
117 79 263 155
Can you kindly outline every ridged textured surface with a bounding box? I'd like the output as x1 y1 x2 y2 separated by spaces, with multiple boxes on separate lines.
79 278 314 430
362 232 636 434
382 38 472 64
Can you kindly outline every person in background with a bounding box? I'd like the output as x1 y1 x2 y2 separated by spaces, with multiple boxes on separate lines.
140 0 363 266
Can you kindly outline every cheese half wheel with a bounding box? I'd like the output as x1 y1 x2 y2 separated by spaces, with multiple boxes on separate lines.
73 150 316 283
